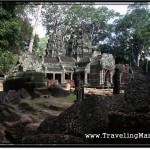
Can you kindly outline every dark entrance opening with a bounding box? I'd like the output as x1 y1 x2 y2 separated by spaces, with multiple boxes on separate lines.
105 70 111 84
87 73 90 83
55 74 61 83
47 73 53 80
65 73 71 80
80 72 85 80
0 75 4 78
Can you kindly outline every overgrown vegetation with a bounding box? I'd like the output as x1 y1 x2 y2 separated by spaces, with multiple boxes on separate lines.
0 2 150 74
66 93 76 101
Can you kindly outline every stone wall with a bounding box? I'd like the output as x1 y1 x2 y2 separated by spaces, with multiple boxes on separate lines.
18 52 43 72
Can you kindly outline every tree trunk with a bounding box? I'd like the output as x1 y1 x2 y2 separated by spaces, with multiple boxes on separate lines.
28 5 42 53
133 50 141 67
137 53 141 67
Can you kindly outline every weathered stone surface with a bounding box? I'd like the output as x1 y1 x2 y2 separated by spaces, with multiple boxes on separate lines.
31 91 41 99
18 52 43 72
98 94 129 113
48 84 69 97
124 79 150 112
3 71 45 95
23 123 39 137
0 104 20 122
18 102 35 112
49 104 65 111
4 90 21 104
17 88 30 99
0 131 12 144
0 89 30 105
0 91 7 104
19 116 33 126
5 123 25 144
22 134 85 144
37 94 108 137
108 111 150 144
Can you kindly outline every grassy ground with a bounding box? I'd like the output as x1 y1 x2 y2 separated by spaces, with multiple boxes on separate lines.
66 93 76 101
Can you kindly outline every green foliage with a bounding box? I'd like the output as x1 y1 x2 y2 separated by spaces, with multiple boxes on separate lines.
0 5 21 52
42 4 119 53
33 36 47 56
0 50 15 75
66 93 76 101
113 3 150 66
0 2 40 74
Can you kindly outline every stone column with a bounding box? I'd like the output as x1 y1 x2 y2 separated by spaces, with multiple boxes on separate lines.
53 73 55 80
71 73 73 80
61 73 63 84
110 71 113 83
101 69 104 84
102 69 105 89
62 72 65 83
99 70 102 86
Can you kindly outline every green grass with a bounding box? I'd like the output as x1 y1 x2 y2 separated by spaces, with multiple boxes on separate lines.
66 94 76 101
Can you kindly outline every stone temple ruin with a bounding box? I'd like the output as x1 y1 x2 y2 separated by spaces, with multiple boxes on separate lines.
1 28 150 145
4 28 145 90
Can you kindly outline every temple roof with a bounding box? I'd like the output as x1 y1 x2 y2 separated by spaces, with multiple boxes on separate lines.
44 57 59 63
90 54 115 70
78 56 90 64
59 55 75 63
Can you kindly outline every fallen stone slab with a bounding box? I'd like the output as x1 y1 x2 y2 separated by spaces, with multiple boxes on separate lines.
37 94 108 137
0 104 21 122
48 84 70 97
5 123 25 144
18 102 35 112
17 88 30 99
0 91 7 104
0 130 12 144
124 79 150 112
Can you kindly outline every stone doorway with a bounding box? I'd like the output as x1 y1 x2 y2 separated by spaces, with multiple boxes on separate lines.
65 73 71 80
87 73 90 83
80 72 85 80
105 70 111 84
55 74 61 83
47 73 53 80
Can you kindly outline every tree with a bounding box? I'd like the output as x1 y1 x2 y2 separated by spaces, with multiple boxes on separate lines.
114 3 150 66
42 3 119 55
0 2 21 53
0 2 39 75
28 4 42 53
33 35 47 56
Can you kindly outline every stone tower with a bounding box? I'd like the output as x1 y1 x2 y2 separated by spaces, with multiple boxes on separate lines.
45 31 64 57
66 28 92 62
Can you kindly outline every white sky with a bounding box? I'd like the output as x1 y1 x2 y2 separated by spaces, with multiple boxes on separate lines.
36 4 129 38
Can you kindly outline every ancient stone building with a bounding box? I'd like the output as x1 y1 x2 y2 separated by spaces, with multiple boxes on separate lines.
44 55 76 85
7 50 139 89
77 51 115 87
46 31 65 57
66 28 93 62
46 27 92 62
